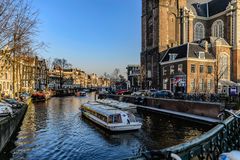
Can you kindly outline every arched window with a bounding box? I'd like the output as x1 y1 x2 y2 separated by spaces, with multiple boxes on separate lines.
212 20 224 38
194 22 205 41
219 53 228 80
169 14 176 43
147 17 153 46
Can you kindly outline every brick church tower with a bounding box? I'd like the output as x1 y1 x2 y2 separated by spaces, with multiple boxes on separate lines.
141 0 187 89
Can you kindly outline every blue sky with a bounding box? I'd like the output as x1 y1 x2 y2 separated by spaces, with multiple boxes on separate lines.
33 0 141 76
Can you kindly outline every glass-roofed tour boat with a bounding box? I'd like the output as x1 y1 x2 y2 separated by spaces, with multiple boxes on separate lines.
80 102 142 131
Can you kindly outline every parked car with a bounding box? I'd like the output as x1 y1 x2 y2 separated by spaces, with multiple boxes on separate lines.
153 90 174 98
131 90 148 97
0 105 13 117
146 89 158 97
116 90 131 95
2 98 25 108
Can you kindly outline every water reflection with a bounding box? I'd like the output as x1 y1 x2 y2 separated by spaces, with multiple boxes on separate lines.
1 94 212 160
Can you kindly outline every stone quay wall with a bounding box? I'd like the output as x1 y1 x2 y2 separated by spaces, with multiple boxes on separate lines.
99 94 224 118
0 105 28 153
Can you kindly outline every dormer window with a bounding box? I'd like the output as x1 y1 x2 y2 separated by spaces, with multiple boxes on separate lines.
197 3 200 8
199 51 205 59
169 53 177 61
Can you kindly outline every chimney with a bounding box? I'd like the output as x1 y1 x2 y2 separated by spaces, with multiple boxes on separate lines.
204 41 208 53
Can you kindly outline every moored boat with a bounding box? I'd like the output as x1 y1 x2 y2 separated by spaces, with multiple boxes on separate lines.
31 91 46 102
0 105 13 117
75 91 87 97
81 102 142 131
97 99 136 110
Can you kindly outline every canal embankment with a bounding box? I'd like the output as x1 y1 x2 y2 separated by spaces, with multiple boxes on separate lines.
99 94 224 122
0 105 28 153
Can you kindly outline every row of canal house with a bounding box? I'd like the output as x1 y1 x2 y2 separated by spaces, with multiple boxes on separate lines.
48 68 110 89
0 48 48 97
159 38 231 94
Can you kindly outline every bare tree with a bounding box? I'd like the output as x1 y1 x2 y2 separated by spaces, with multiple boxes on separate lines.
214 54 228 93
0 0 46 97
52 58 72 88
111 68 120 81
103 72 110 79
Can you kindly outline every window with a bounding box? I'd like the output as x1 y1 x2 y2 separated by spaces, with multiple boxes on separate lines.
190 79 195 91
194 22 205 41
200 65 204 73
212 20 224 38
163 79 168 90
170 65 174 74
199 79 204 91
191 64 196 73
147 18 153 46
208 66 213 74
178 64 183 72
163 67 167 76
199 52 205 59
147 70 152 78
207 79 212 91
169 53 177 61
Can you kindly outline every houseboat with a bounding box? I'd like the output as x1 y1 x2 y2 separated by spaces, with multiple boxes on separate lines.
81 102 142 131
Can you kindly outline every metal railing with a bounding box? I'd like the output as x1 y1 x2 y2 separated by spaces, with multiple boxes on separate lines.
134 110 240 160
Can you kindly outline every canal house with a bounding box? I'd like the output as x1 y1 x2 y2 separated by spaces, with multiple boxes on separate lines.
160 38 231 94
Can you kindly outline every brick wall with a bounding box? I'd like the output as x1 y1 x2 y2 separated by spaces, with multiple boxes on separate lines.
100 94 224 118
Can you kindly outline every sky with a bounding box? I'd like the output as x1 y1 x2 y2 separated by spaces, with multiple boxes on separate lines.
33 0 142 76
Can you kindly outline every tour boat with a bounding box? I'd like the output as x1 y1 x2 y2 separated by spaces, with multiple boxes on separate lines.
81 102 142 131
97 99 136 110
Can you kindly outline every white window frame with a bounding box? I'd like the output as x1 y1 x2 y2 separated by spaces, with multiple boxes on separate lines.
194 22 205 41
199 51 205 59
211 19 224 38
190 79 195 91
170 65 174 74
178 64 183 72
169 53 177 61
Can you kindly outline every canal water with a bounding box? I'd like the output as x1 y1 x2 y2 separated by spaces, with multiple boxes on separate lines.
1 93 212 160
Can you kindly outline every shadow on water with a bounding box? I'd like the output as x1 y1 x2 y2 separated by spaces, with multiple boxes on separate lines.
0 95 214 160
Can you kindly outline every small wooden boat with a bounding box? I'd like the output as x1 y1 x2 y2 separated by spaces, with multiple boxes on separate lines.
81 102 142 131
31 92 46 102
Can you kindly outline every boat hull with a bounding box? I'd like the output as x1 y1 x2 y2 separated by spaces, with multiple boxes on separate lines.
82 111 141 132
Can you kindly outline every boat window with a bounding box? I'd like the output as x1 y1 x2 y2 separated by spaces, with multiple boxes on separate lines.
108 115 113 124
128 113 136 122
113 114 122 123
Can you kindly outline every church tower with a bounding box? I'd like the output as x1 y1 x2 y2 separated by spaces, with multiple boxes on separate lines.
141 0 187 89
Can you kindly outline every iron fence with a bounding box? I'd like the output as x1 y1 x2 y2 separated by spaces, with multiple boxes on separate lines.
135 111 240 160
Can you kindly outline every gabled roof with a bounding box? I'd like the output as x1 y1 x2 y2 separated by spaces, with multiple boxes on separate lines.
188 0 231 17
161 43 188 62
191 3 208 17
161 43 215 63
208 0 231 17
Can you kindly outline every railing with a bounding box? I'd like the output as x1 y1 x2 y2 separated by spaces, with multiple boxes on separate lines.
134 111 240 160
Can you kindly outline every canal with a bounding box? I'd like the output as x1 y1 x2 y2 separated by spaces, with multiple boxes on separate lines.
1 93 212 160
